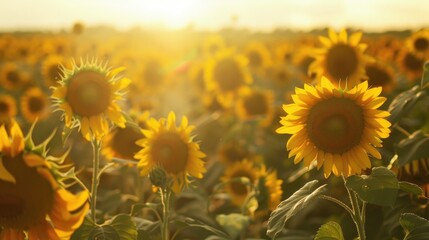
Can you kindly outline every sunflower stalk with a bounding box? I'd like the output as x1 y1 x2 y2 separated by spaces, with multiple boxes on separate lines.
90 139 101 224
160 186 172 240
343 176 366 240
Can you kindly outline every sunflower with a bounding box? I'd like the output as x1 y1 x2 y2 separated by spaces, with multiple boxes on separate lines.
274 42 293 64
406 29 429 58
204 49 252 107
134 112 206 192
277 77 391 178
222 160 261 206
51 59 130 141
41 55 66 87
20 87 50 123
236 89 274 125
396 49 425 81
243 42 272 71
0 121 89 239
72 22 84 35
0 62 30 91
364 61 396 94
310 29 373 88
218 140 262 166
102 123 145 161
396 158 429 197
292 48 317 83
0 94 17 124
255 169 283 217
202 35 225 57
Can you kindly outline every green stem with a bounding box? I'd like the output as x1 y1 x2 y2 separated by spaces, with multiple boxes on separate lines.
160 187 171 240
343 176 366 240
319 195 354 217
90 139 101 224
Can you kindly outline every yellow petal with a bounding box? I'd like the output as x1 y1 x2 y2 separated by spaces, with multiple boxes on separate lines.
0 158 15 183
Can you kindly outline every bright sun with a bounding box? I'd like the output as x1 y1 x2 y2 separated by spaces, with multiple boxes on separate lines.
129 0 201 29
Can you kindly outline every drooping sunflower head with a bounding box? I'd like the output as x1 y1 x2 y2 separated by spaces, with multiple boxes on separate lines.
0 121 89 239
236 89 274 124
0 94 17 124
204 49 252 107
0 62 30 91
277 77 391 178
221 159 261 206
310 29 374 88
364 61 396 94
406 29 429 58
51 59 130 141
21 87 50 123
134 112 206 193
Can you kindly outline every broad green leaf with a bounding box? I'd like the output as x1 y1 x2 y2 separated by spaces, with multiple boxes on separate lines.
388 85 427 124
314 221 344 240
88 225 120 240
395 131 429 167
266 180 326 239
109 214 138 240
400 213 429 240
182 217 230 239
216 213 250 240
71 216 96 240
421 61 429 88
399 181 424 195
345 167 399 207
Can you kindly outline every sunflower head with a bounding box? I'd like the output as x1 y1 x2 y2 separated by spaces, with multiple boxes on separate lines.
51 59 130 141
41 55 66 87
102 123 144 162
364 61 396 94
244 42 272 71
310 29 374 88
21 87 50 123
204 49 252 107
0 94 17 124
0 62 30 91
406 29 429 58
236 89 274 124
397 49 425 81
277 77 391 178
396 158 429 197
255 169 283 218
202 35 225 56
0 121 89 239
134 112 206 193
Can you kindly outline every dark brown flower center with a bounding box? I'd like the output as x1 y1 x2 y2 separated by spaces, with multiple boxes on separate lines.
0 101 10 114
414 37 428 51
66 71 112 117
230 170 254 196
111 127 144 160
0 153 54 229
404 53 424 71
48 64 62 84
151 132 189 174
220 143 248 164
6 71 20 83
243 92 268 117
307 97 364 154
28 96 45 113
213 58 244 92
366 65 392 87
326 44 358 80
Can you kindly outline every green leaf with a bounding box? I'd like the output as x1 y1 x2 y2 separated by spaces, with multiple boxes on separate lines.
421 61 429 88
109 214 138 240
88 225 121 240
71 216 96 240
266 180 326 239
399 181 424 195
388 85 427 124
61 126 73 146
216 213 250 240
314 221 344 240
345 167 399 207
182 217 230 239
400 213 429 240
395 131 429 167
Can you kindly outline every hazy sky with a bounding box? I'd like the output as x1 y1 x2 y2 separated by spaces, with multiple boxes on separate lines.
1 0 428 31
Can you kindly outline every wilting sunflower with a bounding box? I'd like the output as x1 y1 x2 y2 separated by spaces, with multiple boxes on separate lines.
102 123 145 162
396 158 429 197
20 87 50 122
277 77 391 177
0 94 17 124
396 49 425 81
51 59 130 141
236 89 274 125
0 121 89 239
134 112 206 192
204 49 252 107
364 61 396 94
406 29 429 58
41 55 66 87
222 160 261 206
0 62 30 91
310 29 373 88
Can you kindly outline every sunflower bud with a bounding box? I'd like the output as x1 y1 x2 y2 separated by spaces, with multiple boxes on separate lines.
149 167 168 189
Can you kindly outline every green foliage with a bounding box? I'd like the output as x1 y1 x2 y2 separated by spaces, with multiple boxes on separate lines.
314 221 344 240
400 213 429 240
399 181 424 195
346 167 399 207
71 214 137 240
216 213 250 239
394 130 429 167
266 180 327 239
388 85 427 124
421 61 429 89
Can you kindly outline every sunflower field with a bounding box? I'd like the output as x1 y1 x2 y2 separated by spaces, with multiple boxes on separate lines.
1 4 429 240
